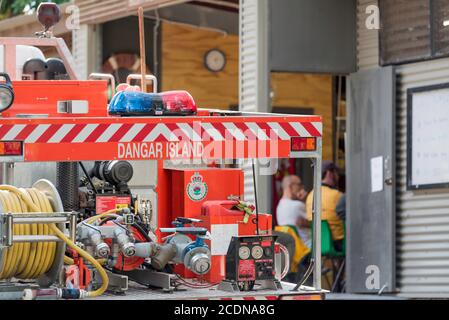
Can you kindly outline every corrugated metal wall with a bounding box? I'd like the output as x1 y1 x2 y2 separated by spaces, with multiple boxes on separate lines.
357 0 379 70
396 59 449 298
357 0 449 297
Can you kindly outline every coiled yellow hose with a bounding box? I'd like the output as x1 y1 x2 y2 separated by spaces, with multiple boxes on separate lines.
0 185 109 298
0 186 56 279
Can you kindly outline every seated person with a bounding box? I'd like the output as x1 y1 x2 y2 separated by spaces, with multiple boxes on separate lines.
276 175 311 277
306 161 344 252
336 193 346 221
276 175 311 249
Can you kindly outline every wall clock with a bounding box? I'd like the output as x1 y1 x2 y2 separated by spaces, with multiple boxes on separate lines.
204 49 226 72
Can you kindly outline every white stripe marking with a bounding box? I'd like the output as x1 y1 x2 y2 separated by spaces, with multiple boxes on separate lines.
2 125 26 140
178 123 201 141
144 123 179 142
223 123 246 141
96 124 122 143
290 122 311 137
120 123 146 142
267 122 290 140
161 124 180 142
72 124 99 143
26 124 51 143
201 123 224 141
48 124 76 143
246 122 269 140
312 122 323 135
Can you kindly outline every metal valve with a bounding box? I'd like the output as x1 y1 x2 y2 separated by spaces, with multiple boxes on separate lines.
114 227 136 257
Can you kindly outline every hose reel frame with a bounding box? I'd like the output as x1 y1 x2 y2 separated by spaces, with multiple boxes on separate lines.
0 179 76 287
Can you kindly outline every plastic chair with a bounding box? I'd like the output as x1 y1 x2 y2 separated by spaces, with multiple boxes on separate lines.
311 220 346 292
311 220 345 257
322 221 345 257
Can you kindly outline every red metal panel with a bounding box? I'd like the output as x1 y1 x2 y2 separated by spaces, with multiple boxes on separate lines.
168 169 245 279
5 81 109 117
195 200 272 284
0 116 322 162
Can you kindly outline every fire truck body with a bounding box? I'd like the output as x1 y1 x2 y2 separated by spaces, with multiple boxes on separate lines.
0 32 325 300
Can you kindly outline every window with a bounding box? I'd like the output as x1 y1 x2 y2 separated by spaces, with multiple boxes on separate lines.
380 0 449 65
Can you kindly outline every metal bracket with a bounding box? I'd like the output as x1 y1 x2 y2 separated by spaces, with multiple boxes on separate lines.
217 280 240 293
257 279 283 290
93 269 128 294
218 279 282 293
0 214 12 247
115 268 176 292
0 212 77 248
126 74 158 93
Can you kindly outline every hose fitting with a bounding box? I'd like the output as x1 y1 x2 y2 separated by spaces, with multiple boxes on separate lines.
89 232 110 258
114 227 136 257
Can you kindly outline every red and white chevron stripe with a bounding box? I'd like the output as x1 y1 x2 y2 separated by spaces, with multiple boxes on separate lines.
0 121 322 144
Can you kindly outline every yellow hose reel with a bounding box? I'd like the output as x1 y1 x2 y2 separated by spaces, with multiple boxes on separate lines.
0 179 108 298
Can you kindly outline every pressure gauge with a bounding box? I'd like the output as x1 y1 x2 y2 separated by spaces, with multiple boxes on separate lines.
238 246 250 260
251 245 263 260
264 246 272 257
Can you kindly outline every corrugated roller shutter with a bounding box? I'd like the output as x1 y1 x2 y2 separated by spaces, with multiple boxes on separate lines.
75 0 187 24
77 0 125 24
379 0 431 65
72 26 88 79
396 58 449 298
239 0 259 203
239 0 258 113
357 0 379 69
72 25 102 80
433 0 449 56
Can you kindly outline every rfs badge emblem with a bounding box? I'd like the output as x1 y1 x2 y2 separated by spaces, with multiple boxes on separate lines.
186 172 208 201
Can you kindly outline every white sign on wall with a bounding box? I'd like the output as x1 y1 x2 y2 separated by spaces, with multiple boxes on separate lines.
408 84 449 189
371 156 383 193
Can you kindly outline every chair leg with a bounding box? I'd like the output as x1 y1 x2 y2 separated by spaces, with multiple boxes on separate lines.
324 273 332 290
331 259 346 292
321 257 333 290
321 257 331 275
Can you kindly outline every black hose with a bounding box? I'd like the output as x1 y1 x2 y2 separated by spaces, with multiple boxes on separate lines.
252 159 260 235
132 222 152 242
292 258 315 291
98 216 152 243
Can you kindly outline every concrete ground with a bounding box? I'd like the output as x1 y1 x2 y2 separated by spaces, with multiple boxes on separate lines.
325 293 405 300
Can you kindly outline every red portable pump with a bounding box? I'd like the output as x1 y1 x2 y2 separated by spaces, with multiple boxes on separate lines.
196 200 272 283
